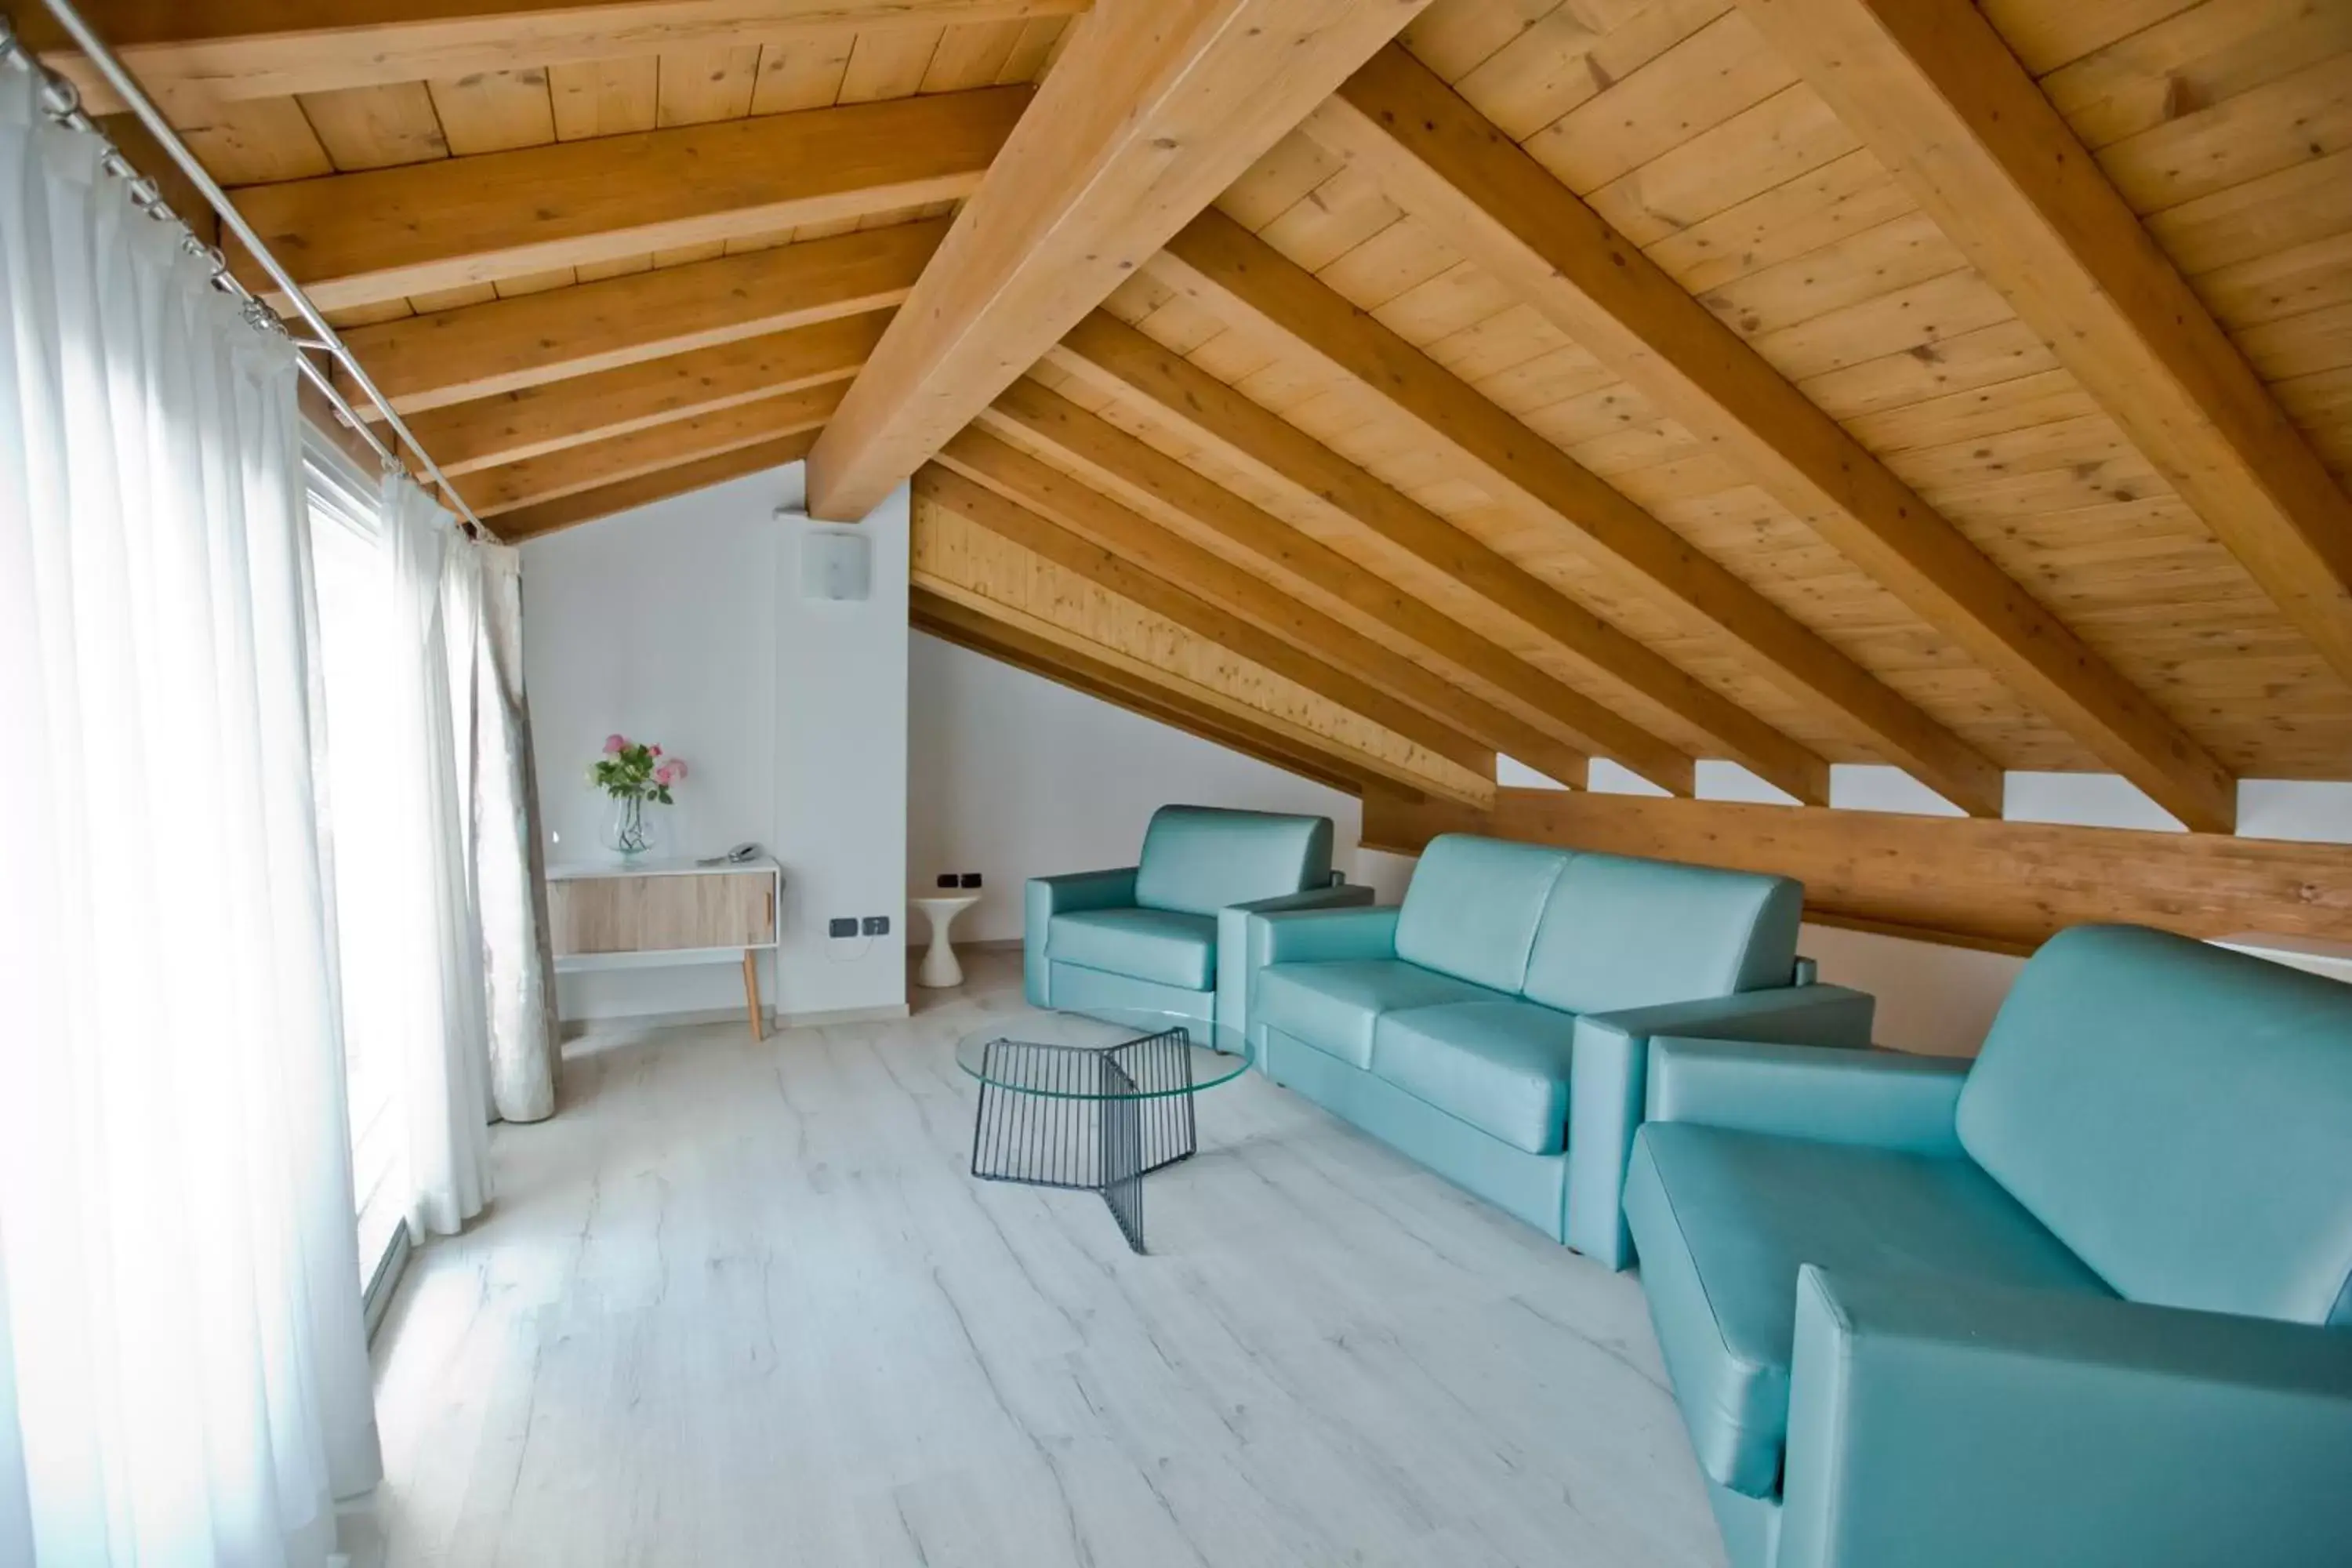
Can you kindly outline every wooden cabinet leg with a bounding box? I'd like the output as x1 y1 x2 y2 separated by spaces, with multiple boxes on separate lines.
742 951 764 1041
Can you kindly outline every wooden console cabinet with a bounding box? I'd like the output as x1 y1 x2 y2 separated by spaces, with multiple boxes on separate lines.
546 856 782 1038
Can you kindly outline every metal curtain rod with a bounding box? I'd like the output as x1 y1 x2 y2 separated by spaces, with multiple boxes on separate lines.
0 2 491 541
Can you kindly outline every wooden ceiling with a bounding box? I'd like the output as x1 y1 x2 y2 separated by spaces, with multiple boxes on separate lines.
34 0 2352 829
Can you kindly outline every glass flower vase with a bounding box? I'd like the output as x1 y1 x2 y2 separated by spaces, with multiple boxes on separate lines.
601 793 660 858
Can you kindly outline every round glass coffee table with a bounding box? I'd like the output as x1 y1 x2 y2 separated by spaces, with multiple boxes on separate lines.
955 1009 1253 1254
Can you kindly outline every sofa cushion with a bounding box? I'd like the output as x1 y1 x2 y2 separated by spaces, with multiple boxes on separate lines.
1624 1122 2109 1500
1521 852 1801 1016
1392 834 1570 993
1047 907 1218 992
1256 960 1505 1069
1371 1000 1581 1155
1132 805 1334 917
1956 924 2352 1327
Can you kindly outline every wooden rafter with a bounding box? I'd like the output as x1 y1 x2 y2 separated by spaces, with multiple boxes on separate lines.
1314 43 2240 834
495 430 822 542
229 89 1025 310
914 472 1496 803
921 452 1534 785
1734 0 2352 698
413 313 883 475
1149 209 2009 818
468 383 841 514
339 221 941 416
804 0 1436 520
27 1 1090 114
1044 310 1831 804
980 378 1683 792
913 590 1372 799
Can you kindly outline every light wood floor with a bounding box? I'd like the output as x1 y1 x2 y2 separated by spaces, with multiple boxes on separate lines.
354 951 1725 1567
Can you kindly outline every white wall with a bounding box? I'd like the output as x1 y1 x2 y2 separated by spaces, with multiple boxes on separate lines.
521 462 908 1024
908 632 1363 942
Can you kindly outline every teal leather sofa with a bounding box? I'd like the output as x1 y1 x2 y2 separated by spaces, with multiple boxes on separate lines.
1624 924 2352 1568
1240 833 1874 1265
1025 805 1369 1036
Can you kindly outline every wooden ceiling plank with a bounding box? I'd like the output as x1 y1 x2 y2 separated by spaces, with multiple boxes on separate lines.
1736 0 2352 704
412 311 886 474
495 430 820 540
228 87 1025 310
983 376 1689 793
1317 44 2240 832
910 586 1372 797
338 219 943 415
1150 207 2009 818
1047 309 1833 802
916 459 1511 783
466 383 842 514
803 0 1437 520
29 1 1087 115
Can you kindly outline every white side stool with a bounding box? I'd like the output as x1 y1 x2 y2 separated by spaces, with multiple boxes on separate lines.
910 892 982 988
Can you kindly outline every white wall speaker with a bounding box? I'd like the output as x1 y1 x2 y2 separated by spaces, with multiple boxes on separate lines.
800 527 871 602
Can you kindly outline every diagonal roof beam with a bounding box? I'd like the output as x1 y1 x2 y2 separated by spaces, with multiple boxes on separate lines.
230 89 1024 310
983 377 1692 793
935 431 1586 789
916 463 1506 793
495 430 822 542
466 383 841 514
1151 209 2008 819
27 1 1089 115
1045 310 1829 804
339 220 941 416
804 0 1436 521
1313 42 2238 833
1733 0 2352 699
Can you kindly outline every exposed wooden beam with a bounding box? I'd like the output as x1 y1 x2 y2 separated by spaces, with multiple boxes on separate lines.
230 89 1025 310
1315 42 2240 834
340 220 938 416
1046 310 1831 803
412 313 884 475
803 0 1434 520
918 460 1509 785
495 430 821 542
468 383 840 514
982 378 1684 791
1733 0 2352 699
1152 210 2010 817
913 594 1370 798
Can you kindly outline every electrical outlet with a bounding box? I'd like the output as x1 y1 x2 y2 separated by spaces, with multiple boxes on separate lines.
936 873 958 887
828 917 858 938
862 915 890 936
960 873 982 888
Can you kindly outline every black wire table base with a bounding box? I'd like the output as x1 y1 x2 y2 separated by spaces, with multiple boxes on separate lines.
968 1026 1199 1254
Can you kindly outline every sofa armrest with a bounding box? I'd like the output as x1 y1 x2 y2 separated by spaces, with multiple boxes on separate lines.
1217 884 1374 1039
1245 903 1400 969
1645 1038 1969 1156
1563 985 1877 1269
1023 866 1138 1006
1779 1267 2352 1568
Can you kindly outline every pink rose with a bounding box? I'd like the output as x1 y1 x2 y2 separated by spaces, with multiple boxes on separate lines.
603 734 626 754
648 744 662 757
655 760 685 786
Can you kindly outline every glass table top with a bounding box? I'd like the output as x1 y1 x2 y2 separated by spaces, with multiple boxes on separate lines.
954 1009 1254 1099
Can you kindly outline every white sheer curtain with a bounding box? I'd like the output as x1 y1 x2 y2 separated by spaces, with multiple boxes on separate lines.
381 476 494 1237
0 61 379 1567
475 546 563 1123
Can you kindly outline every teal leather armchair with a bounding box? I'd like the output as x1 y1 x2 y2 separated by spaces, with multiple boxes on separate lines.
1242 833 1873 1265
1024 805 1368 1036
1624 925 2352 1568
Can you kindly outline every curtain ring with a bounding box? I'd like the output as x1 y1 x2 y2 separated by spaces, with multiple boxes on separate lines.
38 70 82 121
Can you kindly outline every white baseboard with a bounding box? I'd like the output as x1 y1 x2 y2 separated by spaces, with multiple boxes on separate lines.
560 1000 910 1040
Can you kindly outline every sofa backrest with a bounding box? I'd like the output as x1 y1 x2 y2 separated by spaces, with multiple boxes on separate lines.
1519 852 1802 1015
1956 925 2352 1327
1393 834 1569 993
1131 805 1334 917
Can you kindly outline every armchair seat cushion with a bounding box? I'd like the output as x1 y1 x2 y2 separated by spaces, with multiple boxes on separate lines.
1371 1001 1581 1155
1047 908 1218 992
1624 1120 2110 1500
1256 960 1505 1069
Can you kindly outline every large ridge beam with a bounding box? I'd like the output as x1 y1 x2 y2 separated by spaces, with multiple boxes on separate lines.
803 0 1434 521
